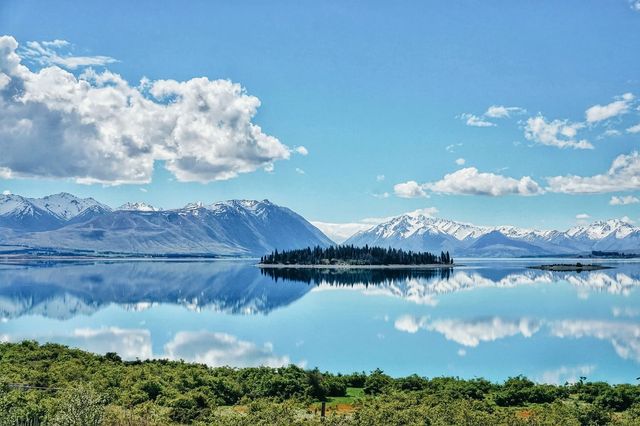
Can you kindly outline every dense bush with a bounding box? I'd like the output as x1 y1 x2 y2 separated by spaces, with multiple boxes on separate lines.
1 342 640 425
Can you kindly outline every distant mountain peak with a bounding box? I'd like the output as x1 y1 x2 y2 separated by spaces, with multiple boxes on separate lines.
117 202 160 212
346 212 640 257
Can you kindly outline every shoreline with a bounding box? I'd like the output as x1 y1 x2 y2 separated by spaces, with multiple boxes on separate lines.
257 263 456 269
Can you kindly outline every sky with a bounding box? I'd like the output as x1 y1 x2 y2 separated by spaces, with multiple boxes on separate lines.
1 0 640 238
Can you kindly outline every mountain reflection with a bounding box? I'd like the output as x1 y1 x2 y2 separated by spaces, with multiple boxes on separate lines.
0 260 638 320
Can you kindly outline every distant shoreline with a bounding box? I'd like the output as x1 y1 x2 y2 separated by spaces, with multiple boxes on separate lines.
257 263 456 269
527 264 612 271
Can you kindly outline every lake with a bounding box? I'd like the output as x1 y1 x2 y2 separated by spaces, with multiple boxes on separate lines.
1 258 639 384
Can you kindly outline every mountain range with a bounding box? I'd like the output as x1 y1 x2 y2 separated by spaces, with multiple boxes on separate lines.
345 211 640 257
0 192 638 257
0 193 332 256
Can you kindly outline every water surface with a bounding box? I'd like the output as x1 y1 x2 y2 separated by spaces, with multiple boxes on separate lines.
1 258 639 384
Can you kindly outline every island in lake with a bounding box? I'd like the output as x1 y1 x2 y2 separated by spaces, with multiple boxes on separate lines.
259 245 454 268
528 263 612 272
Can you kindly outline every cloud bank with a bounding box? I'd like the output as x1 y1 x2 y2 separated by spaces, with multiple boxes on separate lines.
0 35 290 185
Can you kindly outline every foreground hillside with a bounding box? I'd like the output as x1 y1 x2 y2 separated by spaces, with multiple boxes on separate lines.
0 193 333 256
1 342 639 425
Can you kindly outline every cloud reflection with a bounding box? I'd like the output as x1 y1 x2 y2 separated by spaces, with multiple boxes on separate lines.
164 331 291 367
394 315 541 347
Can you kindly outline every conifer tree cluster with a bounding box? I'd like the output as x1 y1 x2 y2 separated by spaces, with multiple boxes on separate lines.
260 245 453 265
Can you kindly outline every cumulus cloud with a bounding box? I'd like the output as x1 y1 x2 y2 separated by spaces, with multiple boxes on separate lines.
164 331 291 367
376 174 385 181
610 195 639 205
455 158 466 165
585 93 634 123
460 113 495 127
294 146 308 156
424 167 543 196
19 39 117 69
484 105 526 118
546 151 640 193
524 116 593 149
0 35 290 184
627 123 640 133
394 180 428 198
2 190 10 195
631 0 640 12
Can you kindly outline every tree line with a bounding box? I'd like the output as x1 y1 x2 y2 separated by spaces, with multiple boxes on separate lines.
260 245 453 266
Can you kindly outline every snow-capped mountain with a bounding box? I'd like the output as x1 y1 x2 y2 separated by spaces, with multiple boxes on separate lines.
345 212 640 257
117 202 160 212
0 193 109 231
0 193 333 256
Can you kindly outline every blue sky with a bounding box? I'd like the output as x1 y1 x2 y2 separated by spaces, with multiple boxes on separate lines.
1 0 639 233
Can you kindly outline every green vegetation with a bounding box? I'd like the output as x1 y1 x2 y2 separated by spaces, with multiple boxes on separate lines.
260 245 453 266
2 342 640 425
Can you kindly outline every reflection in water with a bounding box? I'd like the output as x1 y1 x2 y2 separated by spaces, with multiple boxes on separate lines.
0 260 312 319
1 260 640 380
0 261 639 320
261 267 453 285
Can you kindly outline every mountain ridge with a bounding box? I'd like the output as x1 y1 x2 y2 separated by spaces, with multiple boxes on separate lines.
345 212 640 257
0 193 333 257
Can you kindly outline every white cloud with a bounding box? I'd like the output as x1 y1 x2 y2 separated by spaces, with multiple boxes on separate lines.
484 105 526 118
538 365 595 385
372 192 390 199
524 116 593 149
547 151 640 193
2 190 10 195
585 93 634 123
445 143 462 153
610 195 639 205
621 215 636 224
599 129 621 139
295 167 305 174
423 167 543 196
139 187 148 193
576 213 590 225
455 158 465 165
19 40 117 70
0 35 290 184
394 180 428 198
627 123 640 133
631 0 640 12
164 331 290 367
376 174 385 181
460 113 495 127
294 146 308 156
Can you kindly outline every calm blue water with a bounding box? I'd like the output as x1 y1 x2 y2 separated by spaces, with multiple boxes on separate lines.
1 259 639 384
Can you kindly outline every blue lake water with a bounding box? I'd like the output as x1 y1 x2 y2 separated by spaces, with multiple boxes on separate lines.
1 259 639 384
